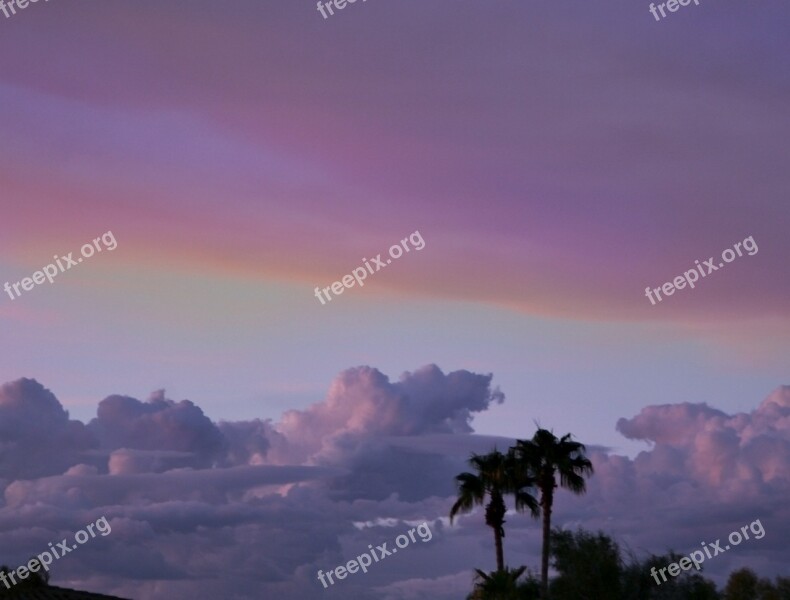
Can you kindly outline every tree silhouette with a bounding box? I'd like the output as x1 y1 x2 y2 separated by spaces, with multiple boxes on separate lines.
512 430 593 599
549 528 621 600
0 560 50 597
723 568 783 600
467 566 540 600
450 450 537 572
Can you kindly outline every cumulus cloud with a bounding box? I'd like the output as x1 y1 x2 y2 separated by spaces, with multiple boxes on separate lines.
0 378 96 480
217 419 286 467
274 364 504 465
0 366 505 598
0 372 788 598
549 387 790 583
88 390 226 469
615 386 790 488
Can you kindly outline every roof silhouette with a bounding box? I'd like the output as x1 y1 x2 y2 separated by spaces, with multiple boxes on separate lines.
3 586 131 599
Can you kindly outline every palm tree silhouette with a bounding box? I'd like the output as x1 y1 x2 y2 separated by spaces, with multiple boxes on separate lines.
450 450 538 572
467 565 540 600
512 430 593 599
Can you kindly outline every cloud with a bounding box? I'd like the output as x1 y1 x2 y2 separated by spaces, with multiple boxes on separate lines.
216 419 281 467
615 386 790 488
0 378 96 480
88 390 226 469
0 367 507 599
553 386 790 582
0 374 788 598
274 364 503 465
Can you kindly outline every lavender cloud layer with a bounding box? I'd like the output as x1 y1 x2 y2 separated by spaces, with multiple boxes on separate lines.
0 368 787 599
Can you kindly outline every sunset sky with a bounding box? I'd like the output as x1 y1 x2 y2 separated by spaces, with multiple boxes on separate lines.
0 1 788 598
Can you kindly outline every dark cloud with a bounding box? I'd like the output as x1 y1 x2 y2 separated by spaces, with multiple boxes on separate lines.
0 378 96 480
88 390 226 468
216 419 287 468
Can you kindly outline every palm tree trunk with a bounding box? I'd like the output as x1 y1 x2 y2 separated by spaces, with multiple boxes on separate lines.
540 485 553 599
540 503 550 598
486 490 507 572
494 525 504 572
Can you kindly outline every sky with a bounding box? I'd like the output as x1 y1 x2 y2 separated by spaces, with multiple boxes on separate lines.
0 1 788 598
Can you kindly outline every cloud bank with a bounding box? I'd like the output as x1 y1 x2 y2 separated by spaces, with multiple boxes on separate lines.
0 371 787 599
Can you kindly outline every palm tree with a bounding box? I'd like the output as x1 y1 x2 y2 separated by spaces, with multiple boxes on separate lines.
450 450 535 572
512 430 594 599
468 566 540 600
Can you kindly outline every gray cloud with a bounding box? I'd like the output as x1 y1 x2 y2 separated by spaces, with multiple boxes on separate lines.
0 378 96 480
88 390 226 469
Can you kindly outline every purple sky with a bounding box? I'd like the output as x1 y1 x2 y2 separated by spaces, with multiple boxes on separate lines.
0 0 788 598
